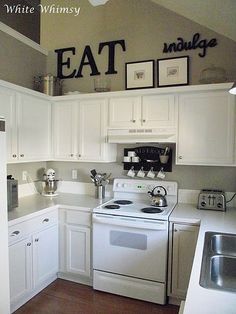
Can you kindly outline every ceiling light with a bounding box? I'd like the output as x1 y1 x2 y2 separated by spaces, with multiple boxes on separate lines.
229 82 236 95
88 0 109 6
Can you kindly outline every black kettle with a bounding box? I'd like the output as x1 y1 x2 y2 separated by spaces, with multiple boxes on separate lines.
148 186 168 207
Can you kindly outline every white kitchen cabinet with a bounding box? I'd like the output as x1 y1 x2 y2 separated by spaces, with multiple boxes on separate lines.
177 91 235 165
108 94 177 129
108 96 141 128
59 208 91 285
32 225 58 287
53 98 116 162
142 94 176 128
8 210 58 312
52 100 78 160
9 237 32 307
0 84 51 163
65 225 90 277
0 86 17 162
169 223 199 299
17 93 51 161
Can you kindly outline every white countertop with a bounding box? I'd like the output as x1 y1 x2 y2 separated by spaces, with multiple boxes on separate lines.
8 193 111 226
170 204 236 314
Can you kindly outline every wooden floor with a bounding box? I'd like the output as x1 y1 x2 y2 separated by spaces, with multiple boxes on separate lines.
14 279 179 314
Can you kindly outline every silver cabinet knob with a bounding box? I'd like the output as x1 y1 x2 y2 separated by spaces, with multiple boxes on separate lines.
178 156 183 160
142 119 146 123
130 119 136 123
11 230 20 237
43 218 49 223
174 229 178 232
78 154 81 158
70 153 74 157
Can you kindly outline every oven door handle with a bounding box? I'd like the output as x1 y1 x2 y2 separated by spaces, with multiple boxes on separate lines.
93 214 167 231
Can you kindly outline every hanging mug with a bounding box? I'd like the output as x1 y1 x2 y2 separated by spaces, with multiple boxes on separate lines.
137 167 145 178
147 167 155 179
127 166 136 177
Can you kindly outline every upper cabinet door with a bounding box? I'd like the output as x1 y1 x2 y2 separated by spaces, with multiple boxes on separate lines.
142 95 176 128
108 96 141 128
53 101 78 160
0 86 18 161
17 94 51 161
78 99 107 161
177 91 235 165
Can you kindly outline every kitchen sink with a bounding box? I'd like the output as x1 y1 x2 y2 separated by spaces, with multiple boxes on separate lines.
211 234 236 256
200 232 236 292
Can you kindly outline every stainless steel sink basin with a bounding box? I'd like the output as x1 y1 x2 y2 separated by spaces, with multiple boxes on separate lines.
211 234 236 256
200 232 236 292
211 255 236 291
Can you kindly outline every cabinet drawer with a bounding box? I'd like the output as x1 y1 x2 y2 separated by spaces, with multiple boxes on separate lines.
9 210 58 245
31 210 58 231
65 210 91 227
8 220 30 245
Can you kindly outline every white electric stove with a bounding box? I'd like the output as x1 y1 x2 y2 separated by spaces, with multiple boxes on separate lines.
93 178 178 220
93 178 178 305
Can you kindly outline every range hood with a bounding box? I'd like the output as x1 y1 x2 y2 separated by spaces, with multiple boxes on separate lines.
107 128 176 143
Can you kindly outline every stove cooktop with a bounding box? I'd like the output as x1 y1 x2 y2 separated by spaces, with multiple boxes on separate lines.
93 198 176 220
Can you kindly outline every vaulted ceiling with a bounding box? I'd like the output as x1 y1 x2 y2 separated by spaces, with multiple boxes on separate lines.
151 0 236 42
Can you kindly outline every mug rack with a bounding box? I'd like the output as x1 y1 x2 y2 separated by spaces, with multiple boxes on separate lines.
123 146 172 172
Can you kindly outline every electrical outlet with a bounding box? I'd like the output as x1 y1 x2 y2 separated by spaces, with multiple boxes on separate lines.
72 169 77 180
22 171 27 181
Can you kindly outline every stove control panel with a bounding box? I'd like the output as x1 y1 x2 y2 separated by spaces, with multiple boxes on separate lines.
114 179 177 196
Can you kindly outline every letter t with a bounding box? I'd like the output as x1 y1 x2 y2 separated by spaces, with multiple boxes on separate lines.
98 40 126 74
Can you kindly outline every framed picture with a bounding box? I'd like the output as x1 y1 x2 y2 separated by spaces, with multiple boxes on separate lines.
125 60 155 90
157 56 189 87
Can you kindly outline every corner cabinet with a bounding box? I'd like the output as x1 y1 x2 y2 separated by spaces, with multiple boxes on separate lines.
0 84 51 163
53 97 117 162
176 89 235 166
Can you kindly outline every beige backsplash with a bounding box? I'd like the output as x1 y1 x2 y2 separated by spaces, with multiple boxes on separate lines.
7 145 236 191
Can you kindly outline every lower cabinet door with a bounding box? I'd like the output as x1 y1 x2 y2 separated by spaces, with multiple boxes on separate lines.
171 224 199 298
32 225 58 287
65 225 90 277
9 237 32 305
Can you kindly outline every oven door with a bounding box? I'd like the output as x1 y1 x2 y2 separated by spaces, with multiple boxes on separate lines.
93 213 168 282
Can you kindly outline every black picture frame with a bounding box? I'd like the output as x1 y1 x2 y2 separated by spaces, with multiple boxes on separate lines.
157 56 189 87
125 60 155 90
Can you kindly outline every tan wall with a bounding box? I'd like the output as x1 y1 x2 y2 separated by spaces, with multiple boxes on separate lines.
47 144 236 191
0 30 46 89
6 0 236 191
41 0 236 93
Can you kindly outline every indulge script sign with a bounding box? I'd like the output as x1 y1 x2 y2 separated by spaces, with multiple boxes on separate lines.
163 33 218 57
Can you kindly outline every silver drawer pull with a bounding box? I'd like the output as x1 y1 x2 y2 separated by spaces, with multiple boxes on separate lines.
43 218 49 223
35 238 39 242
11 230 20 237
